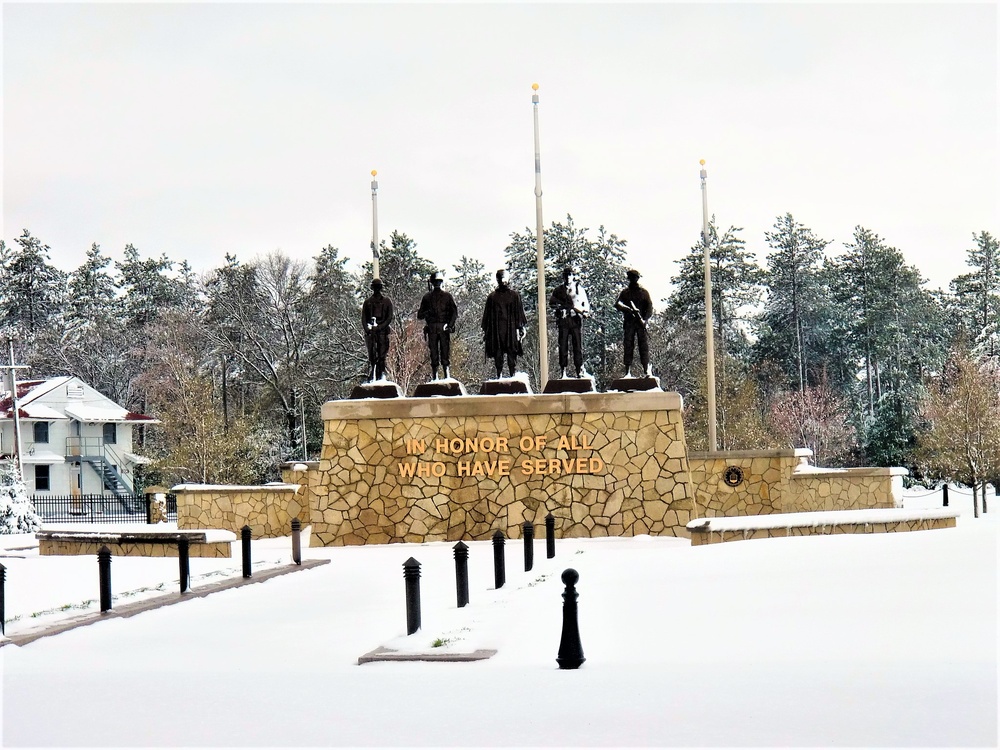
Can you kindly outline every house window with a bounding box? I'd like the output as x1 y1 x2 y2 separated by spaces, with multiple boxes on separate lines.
35 464 51 492
103 423 117 445
33 421 50 444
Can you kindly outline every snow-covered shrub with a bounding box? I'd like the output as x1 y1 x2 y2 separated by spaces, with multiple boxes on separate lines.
0 462 42 534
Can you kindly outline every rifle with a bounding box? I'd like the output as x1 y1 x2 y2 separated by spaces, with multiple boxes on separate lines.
627 301 647 329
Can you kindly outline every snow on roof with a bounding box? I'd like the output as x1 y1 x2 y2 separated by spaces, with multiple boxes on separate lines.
17 404 67 421
0 376 73 413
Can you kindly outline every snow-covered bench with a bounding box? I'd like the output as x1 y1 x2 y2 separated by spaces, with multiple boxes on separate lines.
686 508 959 546
36 527 236 558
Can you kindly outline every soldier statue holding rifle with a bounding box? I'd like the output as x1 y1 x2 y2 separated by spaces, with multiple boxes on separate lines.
615 268 653 377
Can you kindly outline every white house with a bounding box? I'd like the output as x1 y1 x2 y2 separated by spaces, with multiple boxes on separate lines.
0 376 158 497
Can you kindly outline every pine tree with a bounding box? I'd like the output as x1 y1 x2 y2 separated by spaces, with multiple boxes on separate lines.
951 230 1000 358
754 214 833 394
0 463 42 534
0 230 67 334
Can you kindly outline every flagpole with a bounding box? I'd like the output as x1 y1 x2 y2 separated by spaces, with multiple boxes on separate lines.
532 83 549 385
700 159 718 451
371 170 380 279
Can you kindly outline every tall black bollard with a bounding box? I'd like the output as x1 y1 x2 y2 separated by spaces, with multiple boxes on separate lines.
942 484 949 507
492 530 506 589
523 520 534 572
546 512 556 559
0 562 6 636
178 538 191 594
453 541 470 607
98 546 113 613
241 525 252 578
556 568 585 669
291 517 302 565
403 557 422 635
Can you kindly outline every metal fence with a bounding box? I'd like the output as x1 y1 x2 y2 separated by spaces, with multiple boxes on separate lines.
29 494 178 524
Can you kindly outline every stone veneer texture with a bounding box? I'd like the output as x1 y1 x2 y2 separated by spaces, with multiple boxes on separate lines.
687 450 905 518
38 539 232 557
173 485 306 538
306 391 694 546
689 516 955 545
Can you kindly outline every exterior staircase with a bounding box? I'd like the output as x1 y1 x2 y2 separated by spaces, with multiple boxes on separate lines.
82 456 131 496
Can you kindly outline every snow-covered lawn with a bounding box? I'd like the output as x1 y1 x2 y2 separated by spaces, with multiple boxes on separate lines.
1 487 996 747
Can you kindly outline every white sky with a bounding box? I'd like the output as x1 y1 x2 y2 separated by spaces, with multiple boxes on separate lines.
2 3 997 305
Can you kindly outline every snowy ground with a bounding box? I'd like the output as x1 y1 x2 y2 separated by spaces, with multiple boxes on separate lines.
0 486 996 748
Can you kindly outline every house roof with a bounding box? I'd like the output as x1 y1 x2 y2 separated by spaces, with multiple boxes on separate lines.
0 376 158 423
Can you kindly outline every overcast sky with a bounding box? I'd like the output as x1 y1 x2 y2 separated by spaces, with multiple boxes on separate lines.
2 3 996 305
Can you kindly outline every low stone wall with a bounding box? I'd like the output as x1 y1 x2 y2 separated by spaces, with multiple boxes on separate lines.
688 509 957 545
304 392 694 546
789 468 905 511
172 483 306 538
688 449 905 517
38 538 232 557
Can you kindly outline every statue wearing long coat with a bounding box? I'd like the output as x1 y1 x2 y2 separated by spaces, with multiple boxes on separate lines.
482 286 527 361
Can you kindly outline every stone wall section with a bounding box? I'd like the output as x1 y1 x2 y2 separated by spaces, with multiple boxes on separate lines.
688 450 905 517
690 516 955 545
306 392 694 546
173 484 306 538
39 539 232 557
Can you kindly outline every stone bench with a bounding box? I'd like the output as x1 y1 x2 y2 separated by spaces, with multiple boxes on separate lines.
686 507 959 546
37 528 237 558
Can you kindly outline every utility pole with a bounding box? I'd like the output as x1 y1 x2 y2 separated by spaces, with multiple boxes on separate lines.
2 338 29 478
532 83 549 385
371 169 380 280
700 160 718 452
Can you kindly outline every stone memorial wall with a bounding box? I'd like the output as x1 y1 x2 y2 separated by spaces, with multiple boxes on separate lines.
300 391 694 545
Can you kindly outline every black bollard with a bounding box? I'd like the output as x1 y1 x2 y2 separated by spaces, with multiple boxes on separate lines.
546 512 556 559
98 546 112 613
492 530 506 589
453 541 470 608
403 557 422 635
942 484 949 507
291 517 302 565
241 525 252 578
178 538 191 594
523 520 534 572
0 562 6 636
556 568 585 669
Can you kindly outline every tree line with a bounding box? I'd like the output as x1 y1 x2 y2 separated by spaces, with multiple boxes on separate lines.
1 219 997 512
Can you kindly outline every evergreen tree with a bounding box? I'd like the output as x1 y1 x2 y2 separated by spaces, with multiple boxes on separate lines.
0 463 42 534
117 244 201 330
951 230 1000 358
754 214 833 394
0 230 66 334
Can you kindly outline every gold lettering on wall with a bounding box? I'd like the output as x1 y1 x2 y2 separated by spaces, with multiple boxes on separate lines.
396 432 604 478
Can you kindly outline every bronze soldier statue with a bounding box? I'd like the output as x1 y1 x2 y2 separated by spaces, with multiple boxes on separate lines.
417 271 458 380
482 269 526 378
549 266 591 378
614 268 653 377
362 278 393 381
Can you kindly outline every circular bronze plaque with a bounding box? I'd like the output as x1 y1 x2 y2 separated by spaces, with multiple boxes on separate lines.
723 465 745 487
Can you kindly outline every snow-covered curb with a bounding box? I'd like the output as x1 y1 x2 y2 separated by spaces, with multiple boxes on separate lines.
687 507 959 532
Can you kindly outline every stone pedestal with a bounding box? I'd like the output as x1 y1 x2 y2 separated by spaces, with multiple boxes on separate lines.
349 382 404 399
413 380 466 398
608 376 661 393
543 377 596 394
480 379 532 395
